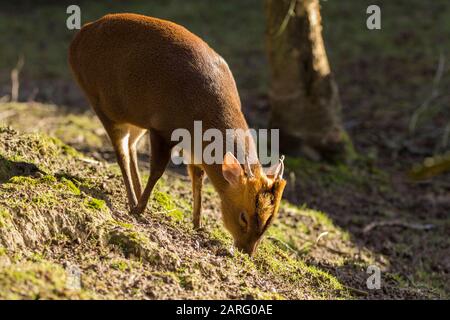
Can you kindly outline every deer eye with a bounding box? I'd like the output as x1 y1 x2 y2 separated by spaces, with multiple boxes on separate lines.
239 212 248 228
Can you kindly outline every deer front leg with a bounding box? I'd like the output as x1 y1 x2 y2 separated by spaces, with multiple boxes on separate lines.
131 130 171 215
188 164 205 229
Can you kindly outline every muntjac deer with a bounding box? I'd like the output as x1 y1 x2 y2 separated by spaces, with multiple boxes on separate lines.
69 13 286 255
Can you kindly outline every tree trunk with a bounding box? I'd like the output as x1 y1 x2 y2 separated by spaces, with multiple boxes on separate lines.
265 0 352 161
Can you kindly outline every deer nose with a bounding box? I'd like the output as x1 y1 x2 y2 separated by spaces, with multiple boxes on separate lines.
235 241 258 256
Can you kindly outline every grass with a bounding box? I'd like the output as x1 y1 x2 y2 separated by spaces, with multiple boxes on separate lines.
2 1 449 109
0 260 96 299
84 197 106 211
0 122 366 299
0 208 12 229
0 0 267 96
0 103 108 151
152 190 185 222
1 104 447 298
1 0 449 298
1 1 449 151
285 155 389 192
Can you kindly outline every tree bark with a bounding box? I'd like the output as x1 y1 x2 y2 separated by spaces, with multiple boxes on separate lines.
265 0 352 161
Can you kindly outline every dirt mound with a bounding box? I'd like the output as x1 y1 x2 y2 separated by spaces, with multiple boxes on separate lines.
0 125 356 299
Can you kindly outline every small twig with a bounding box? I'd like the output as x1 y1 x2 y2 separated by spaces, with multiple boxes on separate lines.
319 244 349 255
409 52 445 133
343 285 369 296
79 157 100 165
270 233 349 256
315 231 329 244
274 0 297 37
267 236 300 256
363 219 435 234
10 54 25 102
297 233 349 255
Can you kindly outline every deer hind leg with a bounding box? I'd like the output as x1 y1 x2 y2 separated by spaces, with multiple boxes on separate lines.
128 126 147 200
99 118 138 210
187 165 205 229
131 129 171 215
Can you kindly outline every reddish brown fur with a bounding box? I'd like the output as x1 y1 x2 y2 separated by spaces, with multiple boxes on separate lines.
69 13 285 255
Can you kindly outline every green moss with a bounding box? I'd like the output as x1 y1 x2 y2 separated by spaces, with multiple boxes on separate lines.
21 132 80 159
0 260 95 299
287 157 355 185
153 191 172 209
56 173 95 190
60 144 82 158
30 252 45 262
172 266 197 290
31 193 57 206
253 241 347 298
84 198 106 211
0 0 447 299
27 134 61 158
412 268 447 298
284 202 335 229
0 208 12 229
45 135 81 158
40 175 57 184
304 263 343 288
108 227 152 260
54 115 104 149
266 222 309 256
303 208 334 229
110 260 130 272
153 190 184 222
255 242 300 281
7 175 83 201
152 271 181 285
8 176 38 186
59 177 81 196
267 222 293 244
210 228 232 246
167 209 184 222
284 154 390 192
113 221 134 230
388 272 409 287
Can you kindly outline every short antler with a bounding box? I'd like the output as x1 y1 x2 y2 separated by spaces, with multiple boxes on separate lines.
244 155 254 178
277 155 285 180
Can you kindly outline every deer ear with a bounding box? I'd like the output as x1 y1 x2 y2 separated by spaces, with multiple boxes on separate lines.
222 152 243 185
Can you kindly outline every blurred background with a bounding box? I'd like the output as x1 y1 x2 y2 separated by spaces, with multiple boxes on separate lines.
1 0 449 162
0 0 449 298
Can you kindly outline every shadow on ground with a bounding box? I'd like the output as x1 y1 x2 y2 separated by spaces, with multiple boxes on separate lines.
0 156 45 183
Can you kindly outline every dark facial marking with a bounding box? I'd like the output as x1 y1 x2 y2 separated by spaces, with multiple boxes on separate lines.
255 191 275 235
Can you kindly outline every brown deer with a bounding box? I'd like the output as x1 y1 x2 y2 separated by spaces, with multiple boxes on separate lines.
69 13 286 255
